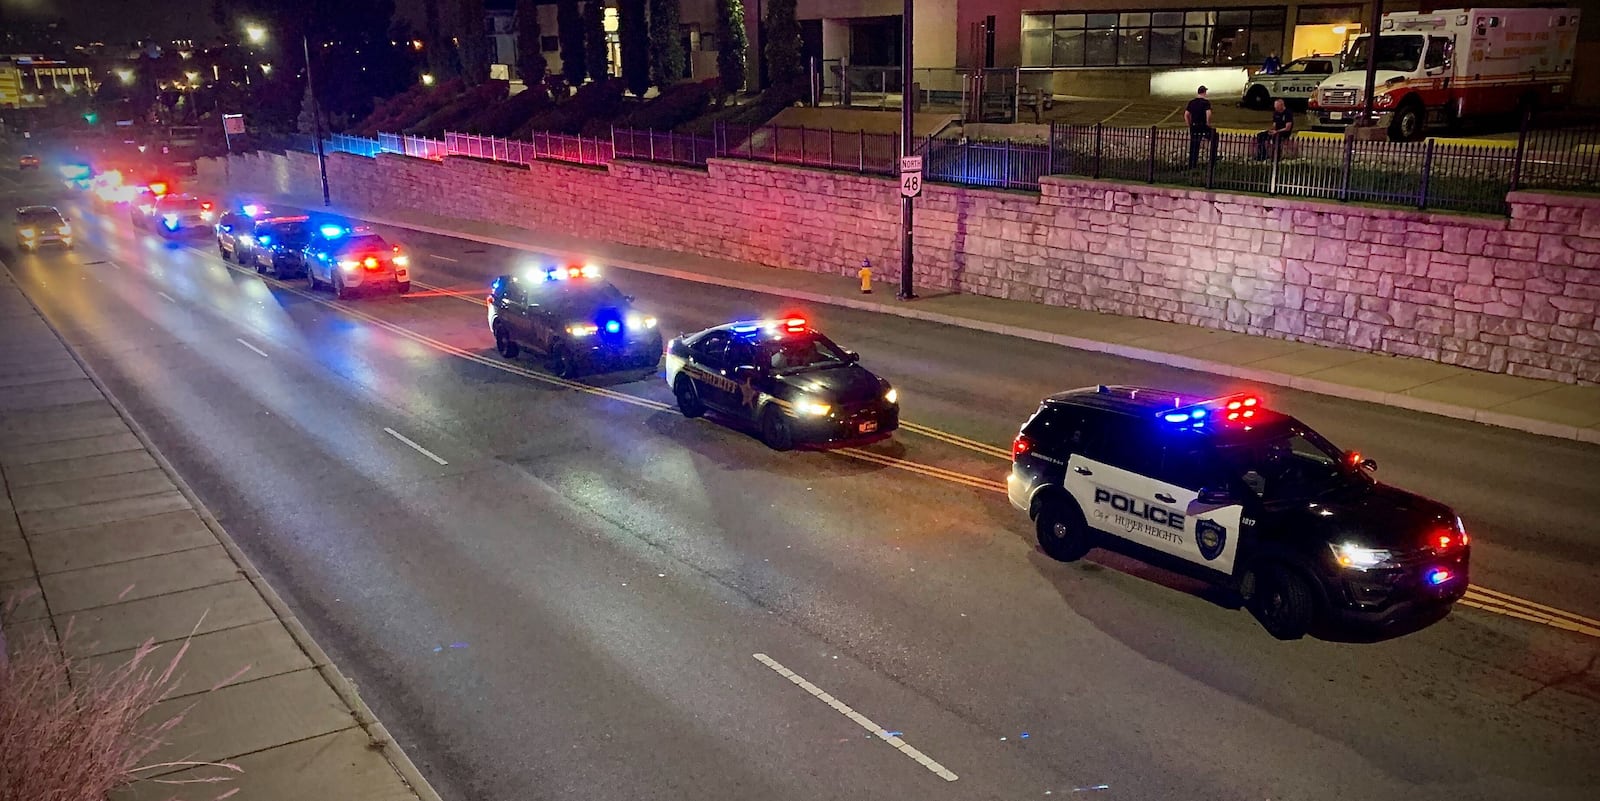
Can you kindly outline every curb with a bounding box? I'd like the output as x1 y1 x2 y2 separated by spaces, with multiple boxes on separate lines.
327 209 1596 447
2 264 446 801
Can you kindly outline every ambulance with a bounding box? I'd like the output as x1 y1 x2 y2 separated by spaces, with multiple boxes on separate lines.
1308 7 1580 140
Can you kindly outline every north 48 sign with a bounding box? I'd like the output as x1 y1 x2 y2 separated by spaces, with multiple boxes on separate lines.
900 171 922 198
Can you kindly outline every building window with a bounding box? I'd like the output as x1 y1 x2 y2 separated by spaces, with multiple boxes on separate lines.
1022 7 1286 68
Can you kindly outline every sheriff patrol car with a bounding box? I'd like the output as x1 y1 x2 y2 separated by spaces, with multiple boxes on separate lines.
488 264 662 378
664 317 900 450
1009 386 1470 639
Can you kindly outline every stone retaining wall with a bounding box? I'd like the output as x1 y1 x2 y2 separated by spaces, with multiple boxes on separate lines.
205 150 1600 383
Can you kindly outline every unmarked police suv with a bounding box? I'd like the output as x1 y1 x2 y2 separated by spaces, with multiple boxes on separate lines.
1009 386 1470 639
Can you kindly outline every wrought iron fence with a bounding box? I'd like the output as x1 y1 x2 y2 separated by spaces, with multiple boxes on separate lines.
446 131 614 166
611 128 715 166
714 123 902 176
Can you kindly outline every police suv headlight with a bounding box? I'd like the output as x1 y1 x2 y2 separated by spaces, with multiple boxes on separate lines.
1331 542 1395 570
566 323 598 337
798 399 831 416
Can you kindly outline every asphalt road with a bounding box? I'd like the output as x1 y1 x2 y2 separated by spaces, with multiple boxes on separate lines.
4 168 1598 801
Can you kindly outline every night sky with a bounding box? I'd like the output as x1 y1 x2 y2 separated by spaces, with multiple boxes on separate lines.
1 0 430 44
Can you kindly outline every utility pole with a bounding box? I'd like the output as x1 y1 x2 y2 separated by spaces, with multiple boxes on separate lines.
897 0 916 300
1360 0 1384 126
303 34 331 207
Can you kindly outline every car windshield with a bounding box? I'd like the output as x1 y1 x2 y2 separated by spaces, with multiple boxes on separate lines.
1216 425 1358 502
758 332 849 373
551 282 627 306
1282 59 1328 75
164 198 204 212
19 210 61 224
339 235 388 252
261 222 309 245
1345 34 1424 72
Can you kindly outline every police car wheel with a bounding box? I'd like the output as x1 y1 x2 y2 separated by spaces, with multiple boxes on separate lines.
334 274 350 300
494 325 520 359
674 377 704 418
1035 498 1091 562
1250 565 1316 640
761 408 795 451
397 281 411 295
550 344 580 378
306 269 320 290
1245 86 1270 109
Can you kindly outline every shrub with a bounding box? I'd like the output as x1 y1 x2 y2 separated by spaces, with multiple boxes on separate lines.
676 81 806 136
613 78 714 132
406 80 511 136
516 77 626 136
458 86 555 136
0 619 241 800
354 78 467 136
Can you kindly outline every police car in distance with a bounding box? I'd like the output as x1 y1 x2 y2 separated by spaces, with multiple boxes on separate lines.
664 317 900 451
488 265 663 378
143 193 215 235
1242 56 1337 109
302 223 411 298
214 203 277 264
1009 386 1469 639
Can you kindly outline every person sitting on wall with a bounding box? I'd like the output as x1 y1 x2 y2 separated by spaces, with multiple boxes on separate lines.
1255 99 1295 161
1261 52 1282 74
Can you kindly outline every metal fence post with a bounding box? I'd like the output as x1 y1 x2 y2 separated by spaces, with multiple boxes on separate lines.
828 129 835 167
1339 133 1355 202
1046 121 1056 175
1206 134 1218 189
1418 139 1435 210
773 125 780 162
1509 109 1531 191
963 135 970 182
1268 134 1281 195
668 129 676 163
859 129 866 173
649 128 656 161
1004 138 1013 189
800 125 807 166
1093 123 1103 179
1147 125 1158 184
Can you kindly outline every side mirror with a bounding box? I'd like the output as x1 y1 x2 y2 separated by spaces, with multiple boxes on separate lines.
1361 458 1378 472
1197 487 1234 505
625 295 635 303
733 365 759 379
842 350 861 363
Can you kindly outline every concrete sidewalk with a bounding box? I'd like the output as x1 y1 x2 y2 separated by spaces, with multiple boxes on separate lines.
224 185 1600 445
0 266 439 801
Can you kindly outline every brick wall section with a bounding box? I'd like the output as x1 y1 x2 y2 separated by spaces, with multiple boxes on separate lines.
210 151 1600 384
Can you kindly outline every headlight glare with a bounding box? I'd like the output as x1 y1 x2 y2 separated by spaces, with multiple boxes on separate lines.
884 388 898 404
1330 542 1395 570
799 400 831 416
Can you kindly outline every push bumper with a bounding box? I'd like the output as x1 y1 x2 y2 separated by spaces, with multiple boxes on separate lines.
574 337 663 372
791 404 900 444
1322 552 1470 628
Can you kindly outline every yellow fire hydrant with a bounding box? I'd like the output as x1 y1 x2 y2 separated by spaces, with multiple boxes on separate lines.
858 259 873 294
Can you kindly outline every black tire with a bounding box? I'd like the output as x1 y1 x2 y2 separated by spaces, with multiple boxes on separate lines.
397 281 411 295
493 324 520 359
218 240 229 260
1245 86 1271 110
674 376 704 418
306 267 320 290
271 260 286 280
549 343 579 378
1389 100 1426 142
1249 564 1317 640
254 257 267 274
334 273 350 300
1035 496 1092 561
760 406 795 451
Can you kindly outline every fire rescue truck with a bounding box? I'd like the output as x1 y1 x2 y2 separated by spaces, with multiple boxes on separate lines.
1309 7 1580 140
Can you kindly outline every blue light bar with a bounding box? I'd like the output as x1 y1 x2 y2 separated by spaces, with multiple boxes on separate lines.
729 322 761 334
1163 412 1190 423
319 224 346 237
604 320 622 333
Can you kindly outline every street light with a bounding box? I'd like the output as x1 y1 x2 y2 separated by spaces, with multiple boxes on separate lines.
303 34 332 207
421 73 436 86
245 24 267 45
261 63 272 75
115 68 133 85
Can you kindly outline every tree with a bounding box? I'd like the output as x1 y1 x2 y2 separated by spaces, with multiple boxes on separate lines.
619 0 649 96
763 0 803 88
296 81 320 136
422 0 461 80
515 0 547 85
583 1 608 83
556 0 586 86
714 0 747 96
647 0 685 86
455 0 491 86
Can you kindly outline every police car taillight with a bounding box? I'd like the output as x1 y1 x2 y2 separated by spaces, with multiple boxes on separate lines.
1012 433 1032 459
782 316 806 332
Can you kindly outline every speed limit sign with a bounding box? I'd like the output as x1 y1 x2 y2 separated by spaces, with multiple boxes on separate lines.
900 170 922 198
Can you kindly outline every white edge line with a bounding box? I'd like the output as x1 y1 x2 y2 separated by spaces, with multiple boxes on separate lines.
428 253 460 262
383 426 449 465
157 291 177 303
751 653 958 782
236 338 269 358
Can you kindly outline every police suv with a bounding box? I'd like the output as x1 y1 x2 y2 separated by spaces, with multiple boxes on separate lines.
1242 56 1337 109
487 265 663 378
665 317 899 450
1009 386 1470 639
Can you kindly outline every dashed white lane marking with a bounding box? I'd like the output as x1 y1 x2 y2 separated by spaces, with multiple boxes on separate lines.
157 291 177 303
383 426 449 465
429 253 460 262
752 653 959 782
236 338 269 359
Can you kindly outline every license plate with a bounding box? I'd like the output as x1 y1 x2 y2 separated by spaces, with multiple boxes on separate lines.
1328 112 1349 121
858 420 878 434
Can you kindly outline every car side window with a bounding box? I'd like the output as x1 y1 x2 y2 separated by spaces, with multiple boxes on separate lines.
502 282 527 305
1025 405 1089 454
726 341 757 370
695 333 729 367
1156 445 1228 491
1083 414 1158 474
